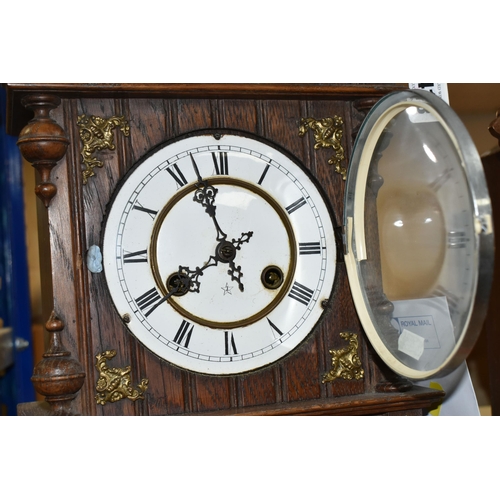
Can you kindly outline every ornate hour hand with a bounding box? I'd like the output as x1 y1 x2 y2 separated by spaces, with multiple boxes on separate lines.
217 231 253 292
228 262 245 292
171 228 253 295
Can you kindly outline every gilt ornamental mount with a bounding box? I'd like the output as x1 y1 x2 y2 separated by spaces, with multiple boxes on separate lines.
299 116 346 180
77 114 130 184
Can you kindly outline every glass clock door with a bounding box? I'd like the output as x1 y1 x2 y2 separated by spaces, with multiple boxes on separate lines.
344 89 494 379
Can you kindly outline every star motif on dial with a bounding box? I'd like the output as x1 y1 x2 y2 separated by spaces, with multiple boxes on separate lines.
221 283 233 295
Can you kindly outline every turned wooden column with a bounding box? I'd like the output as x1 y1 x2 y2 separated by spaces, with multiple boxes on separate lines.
14 93 86 415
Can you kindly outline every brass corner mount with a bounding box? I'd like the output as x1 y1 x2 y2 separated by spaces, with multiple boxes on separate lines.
95 350 148 406
77 114 130 184
299 116 346 180
322 332 364 383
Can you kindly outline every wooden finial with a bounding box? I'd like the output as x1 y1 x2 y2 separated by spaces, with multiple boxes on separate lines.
16 94 69 207
30 311 85 415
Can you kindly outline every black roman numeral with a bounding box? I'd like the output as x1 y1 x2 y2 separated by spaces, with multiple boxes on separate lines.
190 153 202 181
286 197 307 214
135 287 166 317
258 163 271 185
123 249 148 264
212 151 229 175
133 204 158 219
173 320 194 348
166 163 188 187
225 331 237 356
288 281 314 306
447 231 467 249
267 318 284 337
299 242 322 255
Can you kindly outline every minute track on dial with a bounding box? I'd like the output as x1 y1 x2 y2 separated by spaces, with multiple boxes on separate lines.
104 132 336 375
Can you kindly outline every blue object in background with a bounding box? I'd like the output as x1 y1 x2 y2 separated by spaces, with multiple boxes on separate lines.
0 86 36 415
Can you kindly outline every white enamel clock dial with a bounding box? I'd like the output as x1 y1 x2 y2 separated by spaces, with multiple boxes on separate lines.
103 132 336 375
344 89 494 380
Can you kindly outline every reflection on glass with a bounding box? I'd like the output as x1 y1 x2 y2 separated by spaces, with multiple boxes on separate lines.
378 187 445 299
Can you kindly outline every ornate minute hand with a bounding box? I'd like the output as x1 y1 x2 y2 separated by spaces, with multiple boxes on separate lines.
190 153 227 242
187 153 253 291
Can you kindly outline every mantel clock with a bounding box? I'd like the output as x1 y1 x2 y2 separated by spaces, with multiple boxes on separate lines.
5 84 493 416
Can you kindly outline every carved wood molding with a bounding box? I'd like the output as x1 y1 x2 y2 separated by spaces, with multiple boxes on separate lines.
16 94 69 207
30 311 85 415
5 84 409 136
201 386 444 415
352 97 380 142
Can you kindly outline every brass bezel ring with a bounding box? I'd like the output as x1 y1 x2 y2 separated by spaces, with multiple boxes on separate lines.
150 178 297 330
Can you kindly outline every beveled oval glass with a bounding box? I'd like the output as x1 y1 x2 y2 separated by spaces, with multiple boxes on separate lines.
344 89 493 379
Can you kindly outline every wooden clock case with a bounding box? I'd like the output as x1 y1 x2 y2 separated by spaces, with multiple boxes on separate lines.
5 83 445 416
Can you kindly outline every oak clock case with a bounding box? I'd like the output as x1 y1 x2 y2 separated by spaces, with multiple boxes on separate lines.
102 132 337 375
10 83 487 416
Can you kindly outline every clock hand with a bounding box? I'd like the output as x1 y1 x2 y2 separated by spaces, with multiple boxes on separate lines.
188 153 254 291
144 271 193 316
190 153 227 241
228 261 245 292
232 231 253 250
176 256 219 294
215 229 254 291
171 229 254 296
173 230 254 296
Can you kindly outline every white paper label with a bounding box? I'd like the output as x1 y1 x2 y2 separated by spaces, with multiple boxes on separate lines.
391 296 455 371
398 328 425 360
408 83 449 104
